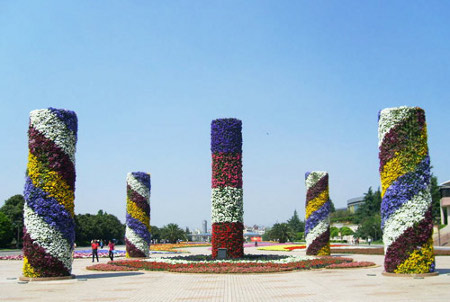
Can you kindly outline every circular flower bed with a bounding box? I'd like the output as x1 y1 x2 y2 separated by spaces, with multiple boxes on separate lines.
85 254 376 274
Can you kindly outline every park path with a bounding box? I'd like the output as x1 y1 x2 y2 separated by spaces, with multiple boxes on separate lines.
1 246 449 301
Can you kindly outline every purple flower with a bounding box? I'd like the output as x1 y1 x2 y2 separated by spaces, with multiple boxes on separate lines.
211 118 242 153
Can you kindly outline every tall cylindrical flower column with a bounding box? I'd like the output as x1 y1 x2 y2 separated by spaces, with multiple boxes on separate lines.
305 171 330 256
378 106 435 274
125 172 151 258
211 118 244 259
22 108 77 278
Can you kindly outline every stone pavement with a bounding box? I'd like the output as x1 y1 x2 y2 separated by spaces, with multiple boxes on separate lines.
1 246 449 302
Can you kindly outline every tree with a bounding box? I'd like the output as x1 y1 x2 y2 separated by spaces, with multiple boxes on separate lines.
0 212 14 247
287 210 305 233
268 223 295 243
354 214 382 241
339 226 354 236
330 226 339 238
150 225 161 242
0 194 25 247
354 187 381 223
160 223 186 243
329 199 336 213
75 211 125 246
431 175 441 223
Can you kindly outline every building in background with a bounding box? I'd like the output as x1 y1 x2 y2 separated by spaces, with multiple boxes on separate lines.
347 196 365 213
440 180 450 225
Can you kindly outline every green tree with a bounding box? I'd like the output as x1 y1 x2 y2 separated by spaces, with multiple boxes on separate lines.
354 187 381 223
268 223 295 243
354 214 382 241
330 226 339 238
431 175 441 223
75 211 125 246
0 212 14 247
161 223 186 243
0 194 25 247
150 225 161 242
329 199 336 213
339 226 354 236
287 210 305 233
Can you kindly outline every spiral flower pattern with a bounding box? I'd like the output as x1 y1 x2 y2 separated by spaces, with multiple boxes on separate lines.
211 118 244 259
305 171 330 256
125 172 151 258
22 108 77 278
378 106 435 274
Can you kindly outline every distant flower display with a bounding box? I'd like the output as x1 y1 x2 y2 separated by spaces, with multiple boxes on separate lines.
125 172 151 258
305 171 330 256
211 118 244 259
22 108 77 278
378 106 434 274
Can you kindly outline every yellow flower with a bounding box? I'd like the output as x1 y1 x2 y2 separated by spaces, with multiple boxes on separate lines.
23 256 40 278
306 190 329 218
127 199 149 226
394 237 434 274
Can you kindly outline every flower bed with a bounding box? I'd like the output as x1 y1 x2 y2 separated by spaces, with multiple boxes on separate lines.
22 108 78 278
259 244 346 252
85 254 361 274
326 261 376 269
125 172 151 258
211 118 244 259
86 263 138 271
378 107 435 274
305 171 330 256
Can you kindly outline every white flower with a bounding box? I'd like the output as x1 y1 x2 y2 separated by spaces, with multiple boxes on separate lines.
29 109 77 163
24 205 73 270
383 190 431 250
305 171 327 190
306 219 329 247
378 106 414 147
125 226 149 256
211 187 243 223
143 255 317 265
127 173 150 200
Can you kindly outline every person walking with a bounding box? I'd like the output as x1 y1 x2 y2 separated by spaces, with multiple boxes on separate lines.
108 240 115 261
91 240 99 262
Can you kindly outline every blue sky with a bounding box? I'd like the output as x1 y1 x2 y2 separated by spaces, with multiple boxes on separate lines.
1 1 449 230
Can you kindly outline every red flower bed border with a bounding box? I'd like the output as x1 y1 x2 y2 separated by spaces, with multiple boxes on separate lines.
89 256 357 274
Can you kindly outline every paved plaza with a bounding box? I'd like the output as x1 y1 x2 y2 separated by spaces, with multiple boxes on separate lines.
1 246 449 302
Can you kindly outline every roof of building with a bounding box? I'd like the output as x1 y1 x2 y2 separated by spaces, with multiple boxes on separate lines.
347 196 365 206
440 180 450 187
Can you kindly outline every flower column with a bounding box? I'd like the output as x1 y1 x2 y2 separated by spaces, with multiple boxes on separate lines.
125 172 151 258
211 118 244 259
378 106 435 274
22 108 77 278
305 171 330 256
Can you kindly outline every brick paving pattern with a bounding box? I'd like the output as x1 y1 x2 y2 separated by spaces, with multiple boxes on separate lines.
1 246 449 301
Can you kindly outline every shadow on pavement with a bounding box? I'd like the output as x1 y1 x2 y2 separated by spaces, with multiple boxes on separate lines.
76 272 144 279
436 268 450 274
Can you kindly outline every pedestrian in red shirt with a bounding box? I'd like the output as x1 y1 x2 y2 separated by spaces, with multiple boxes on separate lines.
108 240 115 261
91 240 99 262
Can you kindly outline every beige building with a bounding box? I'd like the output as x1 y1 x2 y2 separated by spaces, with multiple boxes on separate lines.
440 180 450 225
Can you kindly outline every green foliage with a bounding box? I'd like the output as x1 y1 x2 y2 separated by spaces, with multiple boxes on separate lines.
340 226 354 236
431 175 441 223
295 232 304 241
75 211 125 246
262 228 271 241
287 210 305 233
354 187 381 224
330 226 339 238
330 209 356 223
267 223 295 243
354 214 382 241
0 212 14 247
329 199 336 213
0 194 25 247
150 225 161 241
160 223 186 243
